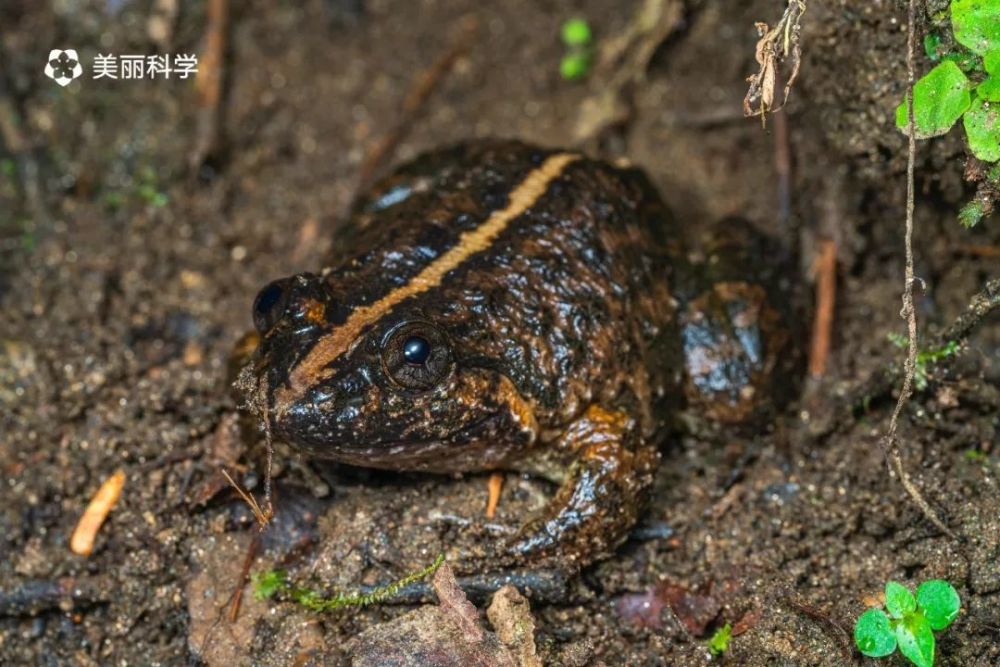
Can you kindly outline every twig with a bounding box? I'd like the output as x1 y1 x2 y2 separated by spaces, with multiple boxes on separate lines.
220 467 270 528
773 104 792 233
0 577 110 616
353 16 478 199
808 239 837 379
936 277 1000 345
189 0 230 171
955 244 1000 258
262 422 275 523
70 469 126 556
572 0 685 144
880 0 955 540
485 472 504 519
228 532 260 622
132 446 202 473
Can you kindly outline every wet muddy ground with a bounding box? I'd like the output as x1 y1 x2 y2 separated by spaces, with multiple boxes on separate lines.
1 1 999 665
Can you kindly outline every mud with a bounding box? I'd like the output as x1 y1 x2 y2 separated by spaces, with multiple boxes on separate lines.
1 1 998 665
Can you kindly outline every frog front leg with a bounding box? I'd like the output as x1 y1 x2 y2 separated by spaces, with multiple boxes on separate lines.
505 405 659 569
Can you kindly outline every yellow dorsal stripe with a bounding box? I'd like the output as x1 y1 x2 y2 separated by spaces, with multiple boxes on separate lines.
282 152 579 402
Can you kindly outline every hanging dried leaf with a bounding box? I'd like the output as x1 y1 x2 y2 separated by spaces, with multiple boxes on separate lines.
743 1 806 122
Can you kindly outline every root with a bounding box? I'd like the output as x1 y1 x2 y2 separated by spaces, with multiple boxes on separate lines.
880 0 955 541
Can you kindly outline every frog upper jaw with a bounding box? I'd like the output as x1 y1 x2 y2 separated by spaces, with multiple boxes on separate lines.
261 363 540 473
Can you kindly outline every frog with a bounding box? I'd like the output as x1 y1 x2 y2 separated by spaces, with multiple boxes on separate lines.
234 139 794 573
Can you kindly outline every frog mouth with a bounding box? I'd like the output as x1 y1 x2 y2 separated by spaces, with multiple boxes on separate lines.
321 412 520 473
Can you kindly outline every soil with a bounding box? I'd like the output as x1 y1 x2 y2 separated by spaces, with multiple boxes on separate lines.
2 1 999 665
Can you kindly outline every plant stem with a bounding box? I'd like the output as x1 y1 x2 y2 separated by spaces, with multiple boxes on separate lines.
880 0 955 540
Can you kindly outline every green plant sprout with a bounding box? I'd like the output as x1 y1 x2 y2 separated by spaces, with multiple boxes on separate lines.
894 0 1000 226
963 447 988 461
102 165 169 210
561 17 592 47
136 165 169 208
560 18 594 81
252 553 445 612
707 623 732 656
886 334 960 390
854 579 961 667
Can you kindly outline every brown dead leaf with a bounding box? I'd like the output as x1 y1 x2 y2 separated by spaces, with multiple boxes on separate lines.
616 579 731 635
743 1 806 121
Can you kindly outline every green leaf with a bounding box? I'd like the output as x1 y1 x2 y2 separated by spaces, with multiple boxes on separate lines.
916 580 961 630
985 48 1000 74
959 199 986 227
854 608 897 658
895 61 972 138
251 569 289 600
952 0 1000 55
924 33 943 61
978 75 1000 101
561 18 592 47
916 341 960 365
943 51 983 72
707 623 732 656
964 98 1000 160
886 581 917 619
896 613 935 667
560 52 592 81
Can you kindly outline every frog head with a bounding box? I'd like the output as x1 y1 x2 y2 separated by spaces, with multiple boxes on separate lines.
235 271 537 471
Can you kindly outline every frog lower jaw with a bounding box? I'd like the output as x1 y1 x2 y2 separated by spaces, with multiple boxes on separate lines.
293 411 535 473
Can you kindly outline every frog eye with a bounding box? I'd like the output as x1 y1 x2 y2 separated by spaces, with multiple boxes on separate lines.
252 279 289 333
380 322 452 390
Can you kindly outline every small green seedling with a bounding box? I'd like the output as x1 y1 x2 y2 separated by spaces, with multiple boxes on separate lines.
102 165 169 211
253 553 445 612
559 18 594 81
560 52 592 81
707 623 732 656
886 334 960 391
963 448 988 461
854 579 961 667
561 18 592 48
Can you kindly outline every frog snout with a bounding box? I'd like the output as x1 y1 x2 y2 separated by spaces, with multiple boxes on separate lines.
269 373 375 453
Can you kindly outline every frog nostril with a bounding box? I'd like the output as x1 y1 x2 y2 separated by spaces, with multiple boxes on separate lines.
252 279 289 333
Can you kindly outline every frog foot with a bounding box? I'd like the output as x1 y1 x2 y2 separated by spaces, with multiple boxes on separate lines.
503 405 659 570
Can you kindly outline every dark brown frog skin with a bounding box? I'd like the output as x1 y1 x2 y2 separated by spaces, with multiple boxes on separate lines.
235 139 792 572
